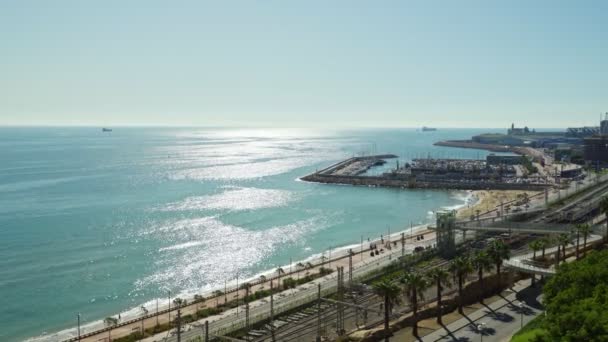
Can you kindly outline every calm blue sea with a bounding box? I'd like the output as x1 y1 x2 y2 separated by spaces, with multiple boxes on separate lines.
0 127 504 341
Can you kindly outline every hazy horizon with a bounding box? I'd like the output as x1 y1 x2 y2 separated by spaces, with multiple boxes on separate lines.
2 1 607 128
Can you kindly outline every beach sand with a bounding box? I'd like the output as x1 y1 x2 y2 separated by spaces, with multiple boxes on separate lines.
456 190 542 220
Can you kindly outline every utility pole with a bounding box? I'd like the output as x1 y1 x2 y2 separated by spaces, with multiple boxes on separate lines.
204 320 209 342
270 280 275 342
316 284 322 342
401 232 405 257
168 290 171 324
245 284 250 334
176 307 181 342
77 313 81 341
336 267 345 335
360 235 364 261
348 251 353 288
236 274 239 317
156 299 159 326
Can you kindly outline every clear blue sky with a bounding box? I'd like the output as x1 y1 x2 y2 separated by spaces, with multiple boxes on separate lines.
1 1 606 128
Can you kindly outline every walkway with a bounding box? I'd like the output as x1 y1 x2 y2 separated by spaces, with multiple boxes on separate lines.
504 234 603 276
422 279 542 342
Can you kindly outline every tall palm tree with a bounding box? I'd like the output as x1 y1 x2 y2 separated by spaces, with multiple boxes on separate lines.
104 317 118 341
556 233 570 264
296 262 305 279
471 250 492 299
600 196 608 242
574 225 582 259
140 306 148 337
578 223 592 257
487 240 510 275
449 255 473 314
529 240 541 262
539 238 548 260
426 267 451 324
401 271 430 337
372 279 401 342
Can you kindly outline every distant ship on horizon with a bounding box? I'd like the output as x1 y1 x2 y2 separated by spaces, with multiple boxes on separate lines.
422 126 437 132
102 128 112 132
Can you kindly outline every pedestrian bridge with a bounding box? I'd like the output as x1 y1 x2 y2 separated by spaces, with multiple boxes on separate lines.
455 221 573 235
504 234 603 276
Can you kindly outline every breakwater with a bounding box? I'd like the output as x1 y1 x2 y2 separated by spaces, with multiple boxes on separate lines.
434 140 514 152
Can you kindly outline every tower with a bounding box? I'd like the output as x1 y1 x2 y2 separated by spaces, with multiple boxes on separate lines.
436 210 456 258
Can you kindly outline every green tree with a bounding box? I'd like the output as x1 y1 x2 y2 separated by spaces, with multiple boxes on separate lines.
471 250 492 299
401 271 430 337
426 267 451 324
529 240 542 262
577 223 592 257
543 250 608 341
557 233 570 263
449 255 473 314
487 240 510 275
539 238 548 260
104 317 118 341
372 279 401 342
600 196 608 242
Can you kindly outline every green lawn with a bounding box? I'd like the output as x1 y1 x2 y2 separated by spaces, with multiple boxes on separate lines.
511 315 548 342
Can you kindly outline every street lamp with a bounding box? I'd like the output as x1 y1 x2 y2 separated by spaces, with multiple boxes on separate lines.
518 302 525 328
477 322 486 342
77 313 81 341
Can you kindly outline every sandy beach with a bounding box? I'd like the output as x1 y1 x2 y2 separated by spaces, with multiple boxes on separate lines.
456 190 542 220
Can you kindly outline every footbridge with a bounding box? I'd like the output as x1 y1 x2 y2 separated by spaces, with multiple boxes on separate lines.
455 220 573 235
504 234 604 276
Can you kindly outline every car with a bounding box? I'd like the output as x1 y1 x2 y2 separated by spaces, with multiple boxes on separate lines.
414 246 425 253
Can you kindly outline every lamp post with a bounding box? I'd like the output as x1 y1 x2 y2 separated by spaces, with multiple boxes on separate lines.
477 322 486 342
168 290 171 324
77 313 81 341
518 302 525 328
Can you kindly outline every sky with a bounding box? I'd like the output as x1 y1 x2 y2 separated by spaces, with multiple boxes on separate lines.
1 1 607 128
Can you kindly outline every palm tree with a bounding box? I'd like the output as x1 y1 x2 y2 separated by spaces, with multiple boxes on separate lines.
556 233 570 264
211 290 223 306
426 267 451 324
296 262 305 279
574 225 582 259
471 250 492 299
401 271 430 337
449 255 473 314
539 238 548 260
104 317 118 341
372 279 401 342
529 240 541 262
259 275 267 290
487 240 510 276
600 196 608 242
172 297 186 309
578 223 592 257
140 306 148 337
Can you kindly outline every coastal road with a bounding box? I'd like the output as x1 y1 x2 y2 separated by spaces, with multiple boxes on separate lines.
423 279 542 342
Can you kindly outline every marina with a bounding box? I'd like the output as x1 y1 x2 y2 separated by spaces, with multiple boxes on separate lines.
301 154 551 191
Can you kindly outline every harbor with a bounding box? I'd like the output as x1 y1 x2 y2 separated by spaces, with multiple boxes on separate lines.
301 154 551 191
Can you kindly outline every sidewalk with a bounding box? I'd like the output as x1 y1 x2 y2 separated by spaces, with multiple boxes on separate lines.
422 279 542 342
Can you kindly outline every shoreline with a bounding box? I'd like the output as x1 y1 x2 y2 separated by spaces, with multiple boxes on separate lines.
28 190 476 342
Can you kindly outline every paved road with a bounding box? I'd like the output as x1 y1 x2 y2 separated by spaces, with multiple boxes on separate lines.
423 279 542 342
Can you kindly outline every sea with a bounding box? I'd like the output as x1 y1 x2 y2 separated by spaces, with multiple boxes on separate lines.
0 127 506 341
